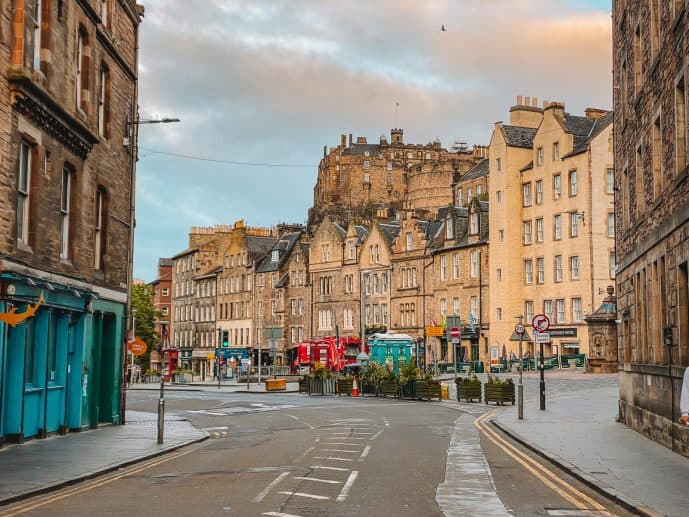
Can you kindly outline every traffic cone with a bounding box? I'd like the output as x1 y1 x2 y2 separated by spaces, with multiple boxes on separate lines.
351 375 359 397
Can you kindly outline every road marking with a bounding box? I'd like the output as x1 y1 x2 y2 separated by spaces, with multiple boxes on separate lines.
475 413 606 512
186 409 225 416
313 456 353 462
325 436 366 440
278 491 329 500
359 445 371 460
368 429 386 441
287 414 315 429
294 476 341 484
319 449 359 453
252 471 290 502
324 442 362 446
545 511 614 516
310 465 349 471
336 470 359 502
203 426 229 431
351 432 373 435
384 420 390 426
261 512 303 517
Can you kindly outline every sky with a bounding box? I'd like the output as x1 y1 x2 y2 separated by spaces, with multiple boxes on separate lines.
134 0 612 282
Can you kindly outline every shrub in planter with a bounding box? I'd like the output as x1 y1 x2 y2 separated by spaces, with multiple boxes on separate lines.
361 362 386 396
484 375 515 405
337 376 353 396
298 375 310 394
381 377 399 398
416 380 441 401
456 375 482 402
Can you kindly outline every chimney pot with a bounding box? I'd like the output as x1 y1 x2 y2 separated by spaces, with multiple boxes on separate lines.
524 96 530 106
341 134 346 147
348 134 352 147
532 97 538 107
517 95 523 105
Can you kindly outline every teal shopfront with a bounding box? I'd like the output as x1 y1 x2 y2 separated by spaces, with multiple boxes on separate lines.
0 273 125 444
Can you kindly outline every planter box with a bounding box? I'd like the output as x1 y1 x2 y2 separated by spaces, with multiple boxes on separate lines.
399 380 416 399
265 378 286 391
309 378 336 396
416 381 441 401
456 381 482 402
361 380 379 396
337 378 353 396
381 379 399 398
484 383 515 405
298 376 309 394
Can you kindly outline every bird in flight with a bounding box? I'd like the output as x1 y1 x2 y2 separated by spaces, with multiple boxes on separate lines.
441 24 447 31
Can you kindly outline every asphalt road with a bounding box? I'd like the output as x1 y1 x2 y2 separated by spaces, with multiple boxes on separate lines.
2 373 634 517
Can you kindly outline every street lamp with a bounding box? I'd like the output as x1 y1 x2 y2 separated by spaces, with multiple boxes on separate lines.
153 319 168 444
515 315 525 420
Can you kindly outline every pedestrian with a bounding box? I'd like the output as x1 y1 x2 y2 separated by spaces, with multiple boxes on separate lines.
680 365 689 426
509 351 516 361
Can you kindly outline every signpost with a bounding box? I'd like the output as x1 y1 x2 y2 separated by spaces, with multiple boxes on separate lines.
531 314 550 411
514 318 525 420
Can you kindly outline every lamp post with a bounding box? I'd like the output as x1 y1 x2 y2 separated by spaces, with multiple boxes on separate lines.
515 315 525 420
217 327 222 389
129 309 137 386
153 319 168 444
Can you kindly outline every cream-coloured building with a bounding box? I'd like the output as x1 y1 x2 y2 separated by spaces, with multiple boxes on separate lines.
488 97 614 359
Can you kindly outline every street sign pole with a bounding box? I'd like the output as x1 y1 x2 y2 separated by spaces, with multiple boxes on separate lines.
532 314 551 412
540 337 545 410
515 317 525 420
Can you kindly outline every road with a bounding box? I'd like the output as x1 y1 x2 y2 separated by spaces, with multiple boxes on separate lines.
0 372 634 516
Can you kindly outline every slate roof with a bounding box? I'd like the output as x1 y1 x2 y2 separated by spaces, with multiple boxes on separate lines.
333 222 347 238
341 143 381 156
354 225 368 243
158 258 173 267
461 158 489 181
562 111 613 157
171 247 196 260
379 223 401 246
502 125 537 148
247 236 276 260
256 233 301 273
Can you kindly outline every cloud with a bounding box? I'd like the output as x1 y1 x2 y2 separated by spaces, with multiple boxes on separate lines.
134 0 611 280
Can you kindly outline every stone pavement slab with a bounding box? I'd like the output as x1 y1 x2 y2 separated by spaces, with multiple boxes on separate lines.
0 411 207 505
493 383 689 517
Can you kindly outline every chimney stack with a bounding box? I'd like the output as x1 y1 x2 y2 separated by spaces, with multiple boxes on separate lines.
348 134 352 147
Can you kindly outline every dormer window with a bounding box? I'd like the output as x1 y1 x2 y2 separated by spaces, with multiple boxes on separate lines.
406 232 413 251
348 241 355 259
271 249 279 262
470 211 479 234
446 218 454 239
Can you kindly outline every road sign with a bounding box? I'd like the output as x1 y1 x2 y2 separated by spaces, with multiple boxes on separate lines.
450 327 461 339
535 332 551 344
515 323 525 335
532 314 550 333
127 338 147 356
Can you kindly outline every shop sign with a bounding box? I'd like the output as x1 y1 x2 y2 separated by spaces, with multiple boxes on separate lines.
549 328 578 338
425 326 444 337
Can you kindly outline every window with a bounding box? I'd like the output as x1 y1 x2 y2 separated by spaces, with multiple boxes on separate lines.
374 244 380 263
554 214 562 240
373 304 380 324
609 252 617 278
634 147 644 220
570 213 579 237
348 241 355 259
522 183 532 206
457 189 463 206
17 141 32 245
554 255 563 282
570 256 580 280
653 114 662 197
536 218 544 243
382 303 388 325
477 185 482 196
76 28 89 112
651 0 660 58
496 157 502 172
525 301 534 322
524 259 533 284
271 249 279 262
607 213 615 238
470 250 479 277
440 298 447 316
94 188 106 270
412 268 417 287
60 166 73 259
535 180 543 204
606 168 615 194
499 229 504 242
677 76 687 174
536 147 544 166
446 218 453 239
568 170 578 196
470 296 478 315
497 268 502 281
523 220 532 245
406 232 413 251
452 297 459 315
363 160 370 169
470 211 479 234
453 252 460 279
496 191 502 204
543 300 554 321
552 141 560 161
373 273 379 294
536 257 544 284
101 0 110 27
162 288 169 297
344 308 353 329
556 299 565 323
386 161 392 171
467 188 472 203
497 308 503 321
321 244 330 261
572 297 583 322
98 65 110 138
634 23 642 96
553 174 561 199
440 255 447 281
32 0 43 70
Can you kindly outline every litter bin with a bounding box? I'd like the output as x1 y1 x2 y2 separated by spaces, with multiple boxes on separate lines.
473 361 484 373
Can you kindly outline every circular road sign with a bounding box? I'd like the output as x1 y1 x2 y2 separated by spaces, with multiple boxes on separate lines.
127 338 147 356
532 314 551 333
450 327 461 339
515 323 525 335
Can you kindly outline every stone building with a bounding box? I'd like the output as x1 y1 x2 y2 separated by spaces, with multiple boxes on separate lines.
487 97 614 360
310 129 453 226
171 248 197 370
613 0 689 457
192 267 219 379
148 257 172 372
454 158 489 208
430 201 490 366
282 234 309 350
0 0 143 443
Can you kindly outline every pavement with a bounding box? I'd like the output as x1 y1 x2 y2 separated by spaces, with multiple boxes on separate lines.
490 378 689 517
126 380 299 393
0 410 208 506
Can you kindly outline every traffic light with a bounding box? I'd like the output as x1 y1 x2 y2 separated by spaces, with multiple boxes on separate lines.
222 330 229 348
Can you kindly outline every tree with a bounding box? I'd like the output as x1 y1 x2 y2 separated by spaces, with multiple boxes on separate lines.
131 283 160 368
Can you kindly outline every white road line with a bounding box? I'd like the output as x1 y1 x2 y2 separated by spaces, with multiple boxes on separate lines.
351 432 373 435
336 471 359 502
325 437 366 441
203 426 229 431
287 414 315 429
313 456 354 462
253 471 290 502
319 449 359 453
384 420 390 427
278 491 329 500
310 465 349 471
294 476 341 484
369 429 386 441
324 442 362 446
359 445 371 460
261 513 303 517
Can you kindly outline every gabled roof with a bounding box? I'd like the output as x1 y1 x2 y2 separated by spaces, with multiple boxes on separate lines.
247 236 276 260
461 158 489 181
353 225 368 243
341 143 381 156
256 232 301 273
333 222 347 238
502 125 537 148
562 111 613 158
379 223 401 246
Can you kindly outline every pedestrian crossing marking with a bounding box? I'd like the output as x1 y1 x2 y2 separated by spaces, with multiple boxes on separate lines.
278 491 329 500
294 476 341 484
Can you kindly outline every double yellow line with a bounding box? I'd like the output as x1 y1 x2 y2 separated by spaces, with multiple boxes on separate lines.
474 412 611 514
0 447 195 516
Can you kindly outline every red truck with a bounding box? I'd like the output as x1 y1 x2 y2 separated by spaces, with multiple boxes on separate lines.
290 336 365 373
